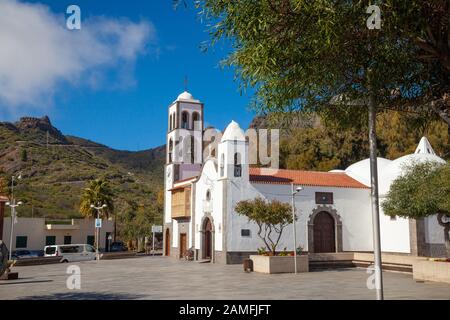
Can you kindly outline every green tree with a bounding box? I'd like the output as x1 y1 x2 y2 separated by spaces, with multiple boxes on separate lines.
79 178 114 219
235 197 293 255
382 162 450 259
117 193 163 251
199 0 449 127
278 110 450 171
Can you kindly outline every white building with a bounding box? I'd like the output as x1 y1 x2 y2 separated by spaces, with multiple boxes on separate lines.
163 91 447 263
1 217 114 252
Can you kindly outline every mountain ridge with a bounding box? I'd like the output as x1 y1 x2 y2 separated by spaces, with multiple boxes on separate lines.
0 116 165 218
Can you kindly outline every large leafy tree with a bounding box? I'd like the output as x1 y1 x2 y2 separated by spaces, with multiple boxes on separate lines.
197 0 448 298
235 197 293 255
382 162 450 259
79 178 114 219
199 0 449 127
117 192 163 250
279 110 450 171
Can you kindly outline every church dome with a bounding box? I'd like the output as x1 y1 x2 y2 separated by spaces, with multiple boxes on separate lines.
344 136 446 195
175 91 200 103
221 120 246 142
345 157 392 186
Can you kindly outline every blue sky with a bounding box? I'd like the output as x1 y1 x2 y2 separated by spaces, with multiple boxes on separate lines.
0 0 255 151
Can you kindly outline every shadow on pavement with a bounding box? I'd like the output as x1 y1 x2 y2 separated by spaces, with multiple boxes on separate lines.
19 291 145 300
0 280 53 285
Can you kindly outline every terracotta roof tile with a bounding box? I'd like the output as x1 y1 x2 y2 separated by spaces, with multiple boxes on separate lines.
249 168 368 189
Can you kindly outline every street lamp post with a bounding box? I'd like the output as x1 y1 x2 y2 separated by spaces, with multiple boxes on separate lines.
90 204 107 261
291 183 303 274
7 174 22 261
6 200 23 261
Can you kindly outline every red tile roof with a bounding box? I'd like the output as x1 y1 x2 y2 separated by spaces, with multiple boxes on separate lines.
249 168 368 189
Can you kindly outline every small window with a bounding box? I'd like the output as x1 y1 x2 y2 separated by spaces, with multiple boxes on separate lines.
15 236 27 248
315 192 333 204
192 112 200 130
390 216 397 221
61 246 82 254
64 235 72 245
45 236 56 246
86 245 96 253
241 229 251 237
234 153 242 177
45 246 56 255
181 111 189 129
206 190 211 201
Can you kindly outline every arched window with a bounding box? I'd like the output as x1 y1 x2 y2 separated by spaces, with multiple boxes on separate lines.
234 153 242 177
172 113 176 130
169 114 172 131
182 111 189 129
206 189 211 201
168 138 173 163
192 112 200 130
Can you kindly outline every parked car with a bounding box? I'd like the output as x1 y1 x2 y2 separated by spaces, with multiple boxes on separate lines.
110 241 127 252
44 244 98 263
11 250 37 260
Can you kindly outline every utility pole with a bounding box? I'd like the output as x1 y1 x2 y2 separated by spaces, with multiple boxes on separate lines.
7 174 22 261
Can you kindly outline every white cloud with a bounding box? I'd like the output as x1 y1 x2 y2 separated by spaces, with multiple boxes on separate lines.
0 0 155 113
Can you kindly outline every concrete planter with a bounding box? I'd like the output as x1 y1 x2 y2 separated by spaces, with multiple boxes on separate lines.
250 255 309 274
413 260 450 284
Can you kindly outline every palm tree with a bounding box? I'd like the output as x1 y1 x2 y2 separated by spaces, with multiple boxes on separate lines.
79 178 114 219
80 179 114 252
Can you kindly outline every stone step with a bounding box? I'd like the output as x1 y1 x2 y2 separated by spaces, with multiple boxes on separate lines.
197 259 211 263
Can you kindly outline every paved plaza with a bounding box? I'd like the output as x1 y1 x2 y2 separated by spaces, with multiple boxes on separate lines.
0 256 449 300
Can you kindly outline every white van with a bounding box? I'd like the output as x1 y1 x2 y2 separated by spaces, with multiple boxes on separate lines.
44 244 97 263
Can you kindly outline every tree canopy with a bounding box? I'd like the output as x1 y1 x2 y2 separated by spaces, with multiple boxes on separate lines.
199 0 449 128
382 162 450 258
79 178 114 219
278 110 450 171
382 162 450 219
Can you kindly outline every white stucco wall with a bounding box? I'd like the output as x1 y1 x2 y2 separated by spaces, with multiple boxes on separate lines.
378 197 411 253
226 183 374 253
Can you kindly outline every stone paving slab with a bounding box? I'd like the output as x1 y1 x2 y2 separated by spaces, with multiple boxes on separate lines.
0 256 449 300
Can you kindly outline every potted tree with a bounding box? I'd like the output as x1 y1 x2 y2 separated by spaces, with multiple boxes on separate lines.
235 197 308 274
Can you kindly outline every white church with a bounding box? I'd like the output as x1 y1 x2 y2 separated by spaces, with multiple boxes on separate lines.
163 91 447 264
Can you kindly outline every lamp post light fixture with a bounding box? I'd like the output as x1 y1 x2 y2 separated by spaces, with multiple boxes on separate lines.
291 184 303 274
90 204 107 260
